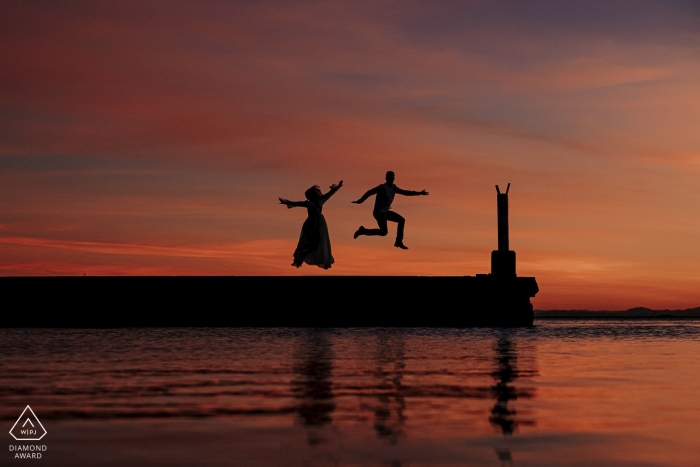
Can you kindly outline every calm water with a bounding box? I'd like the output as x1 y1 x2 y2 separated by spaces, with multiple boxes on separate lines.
1 321 699 466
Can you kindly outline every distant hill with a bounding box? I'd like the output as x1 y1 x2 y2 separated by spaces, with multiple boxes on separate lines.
534 307 700 318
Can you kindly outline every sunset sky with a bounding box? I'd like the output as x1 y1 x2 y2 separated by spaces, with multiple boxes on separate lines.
1 1 699 309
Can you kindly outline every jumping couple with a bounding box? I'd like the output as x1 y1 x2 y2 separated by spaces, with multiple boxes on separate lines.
279 171 429 269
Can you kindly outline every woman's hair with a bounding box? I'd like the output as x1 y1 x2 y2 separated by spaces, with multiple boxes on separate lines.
305 185 321 200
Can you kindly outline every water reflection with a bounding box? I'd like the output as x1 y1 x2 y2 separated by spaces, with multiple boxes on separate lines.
495 447 513 466
372 333 406 444
1 324 698 466
291 331 336 445
489 335 536 435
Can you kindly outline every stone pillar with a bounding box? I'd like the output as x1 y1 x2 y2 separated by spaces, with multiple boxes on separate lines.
491 184 516 277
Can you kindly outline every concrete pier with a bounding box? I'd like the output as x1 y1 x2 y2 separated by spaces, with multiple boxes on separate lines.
0 184 538 328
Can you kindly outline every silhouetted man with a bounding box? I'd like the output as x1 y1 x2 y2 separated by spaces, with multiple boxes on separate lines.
352 171 429 249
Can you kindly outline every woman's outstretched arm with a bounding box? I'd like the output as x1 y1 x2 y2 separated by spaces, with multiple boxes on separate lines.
279 198 307 209
319 180 343 203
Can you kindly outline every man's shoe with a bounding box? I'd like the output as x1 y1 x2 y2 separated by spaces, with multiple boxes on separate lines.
394 240 408 250
354 226 365 239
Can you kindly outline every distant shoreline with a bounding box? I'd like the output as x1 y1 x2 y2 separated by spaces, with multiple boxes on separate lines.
535 307 700 319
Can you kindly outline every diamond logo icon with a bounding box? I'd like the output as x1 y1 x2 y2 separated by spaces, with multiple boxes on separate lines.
9 406 46 441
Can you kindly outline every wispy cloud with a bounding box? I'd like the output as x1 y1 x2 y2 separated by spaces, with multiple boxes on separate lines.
0 236 286 260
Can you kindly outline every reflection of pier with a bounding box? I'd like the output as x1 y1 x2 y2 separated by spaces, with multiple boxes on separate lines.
489 336 536 435
291 331 336 443
372 333 406 445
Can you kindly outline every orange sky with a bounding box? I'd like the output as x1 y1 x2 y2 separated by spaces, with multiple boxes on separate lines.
1 1 699 309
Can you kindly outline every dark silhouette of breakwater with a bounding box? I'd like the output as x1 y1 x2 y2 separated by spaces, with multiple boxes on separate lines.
0 274 538 327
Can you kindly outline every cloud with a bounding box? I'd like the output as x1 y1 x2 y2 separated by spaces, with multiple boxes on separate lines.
0 236 287 260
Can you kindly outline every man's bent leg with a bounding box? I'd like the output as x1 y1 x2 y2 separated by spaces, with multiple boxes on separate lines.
386 211 405 240
359 211 389 237
387 211 408 249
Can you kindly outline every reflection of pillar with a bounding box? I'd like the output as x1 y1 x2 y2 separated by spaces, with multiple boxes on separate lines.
495 447 513 467
489 337 518 435
489 335 537 439
372 333 406 445
292 331 335 432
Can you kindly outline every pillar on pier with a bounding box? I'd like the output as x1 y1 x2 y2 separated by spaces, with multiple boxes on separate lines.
491 183 516 277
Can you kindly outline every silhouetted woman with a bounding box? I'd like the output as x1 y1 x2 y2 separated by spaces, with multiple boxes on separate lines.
279 181 343 269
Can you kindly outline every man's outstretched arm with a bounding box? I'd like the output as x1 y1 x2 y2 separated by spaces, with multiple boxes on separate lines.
395 187 429 196
352 186 379 204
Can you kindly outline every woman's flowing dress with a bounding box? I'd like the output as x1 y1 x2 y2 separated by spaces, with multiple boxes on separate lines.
292 199 334 269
